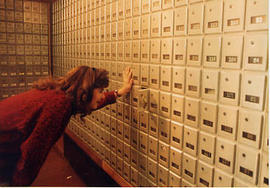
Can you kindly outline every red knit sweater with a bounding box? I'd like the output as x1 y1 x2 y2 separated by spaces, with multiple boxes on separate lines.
0 89 116 186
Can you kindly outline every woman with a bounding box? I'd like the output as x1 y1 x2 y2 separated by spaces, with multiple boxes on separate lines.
0 66 133 186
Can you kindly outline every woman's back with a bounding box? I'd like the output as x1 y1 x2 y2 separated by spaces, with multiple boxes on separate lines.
0 89 73 185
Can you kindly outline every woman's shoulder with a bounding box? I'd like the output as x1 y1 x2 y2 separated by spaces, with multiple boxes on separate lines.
36 89 72 107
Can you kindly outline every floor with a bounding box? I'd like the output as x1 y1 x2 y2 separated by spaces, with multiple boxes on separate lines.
32 146 86 187
31 134 119 187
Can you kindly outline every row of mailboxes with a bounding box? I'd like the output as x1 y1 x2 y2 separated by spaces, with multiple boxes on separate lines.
109 68 267 110
0 33 49 45
0 0 48 14
0 22 49 35
87 109 268 158
51 59 268 111
0 44 49 56
0 10 48 24
52 0 268 34
105 82 267 123
51 33 268 73
68 119 269 187
87 90 269 150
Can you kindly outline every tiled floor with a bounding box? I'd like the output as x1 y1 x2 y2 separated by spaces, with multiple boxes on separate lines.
32 146 86 187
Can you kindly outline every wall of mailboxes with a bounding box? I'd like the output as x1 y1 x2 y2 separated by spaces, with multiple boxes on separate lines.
1 0 268 186
52 0 268 187
0 0 50 100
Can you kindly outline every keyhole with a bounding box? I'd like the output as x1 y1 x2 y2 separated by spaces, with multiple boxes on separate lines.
209 8 212 12
219 176 222 181
229 4 233 8
251 41 255 45
201 167 204 171
191 42 193 46
173 126 176 130
203 138 206 142
223 112 227 116
242 153 246 158
205 107 208 111
227 42 231 46
208 42 211 46
187 131 190 135
248 80 252 84
245 118 248 122
206 75 209 79
225 78 229 82
221 145 224 149
253 1 257 5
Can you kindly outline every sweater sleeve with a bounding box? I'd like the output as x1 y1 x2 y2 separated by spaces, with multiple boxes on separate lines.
11 100 72 186
96 91 117 110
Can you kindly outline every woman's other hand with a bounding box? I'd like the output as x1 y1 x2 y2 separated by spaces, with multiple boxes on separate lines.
118 67 133 96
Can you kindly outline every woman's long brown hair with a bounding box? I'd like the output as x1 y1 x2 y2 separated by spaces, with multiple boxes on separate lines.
33 66 109 115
